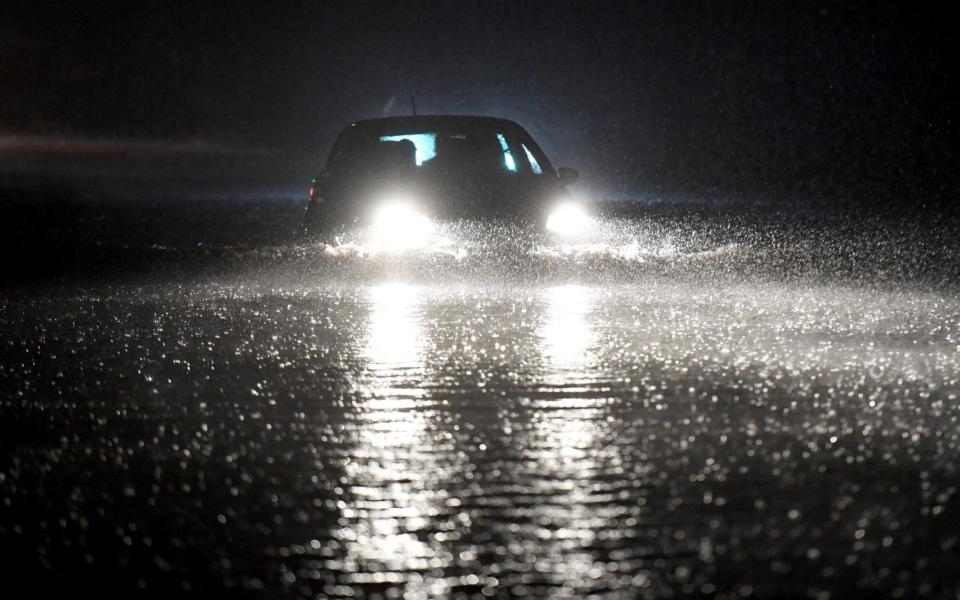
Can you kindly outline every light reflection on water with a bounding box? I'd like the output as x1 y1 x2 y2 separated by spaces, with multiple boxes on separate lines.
335 284 439 582
537 285 604 471
330 284 478 594
6 281 960 598
333 284 627 595
529 286 620 593
540 285 596 378
310 282 960 596
364 283 424 372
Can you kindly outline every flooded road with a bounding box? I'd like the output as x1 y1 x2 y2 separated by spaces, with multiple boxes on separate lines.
2 196 960 598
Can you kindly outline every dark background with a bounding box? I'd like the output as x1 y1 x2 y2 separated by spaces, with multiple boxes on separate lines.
2 0 958 205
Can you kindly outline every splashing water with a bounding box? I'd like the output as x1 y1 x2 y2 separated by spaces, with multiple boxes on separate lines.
2 194 960 598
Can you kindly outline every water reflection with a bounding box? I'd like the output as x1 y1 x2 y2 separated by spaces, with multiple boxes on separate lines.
541 285 597 379
538 285 605 486
490 285 629 593
10 276 959 597
328 284 454 591
365 283 423 371
326 285 631 595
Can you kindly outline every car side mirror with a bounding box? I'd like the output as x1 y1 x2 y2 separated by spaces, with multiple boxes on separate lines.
558 167 579 185
309 171 332 200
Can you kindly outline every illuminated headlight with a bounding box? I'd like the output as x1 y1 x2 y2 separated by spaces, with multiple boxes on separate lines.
370 199 434 250
546 203 592 235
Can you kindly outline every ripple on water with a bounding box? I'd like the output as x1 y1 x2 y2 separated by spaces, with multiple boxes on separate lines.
1 280 959 598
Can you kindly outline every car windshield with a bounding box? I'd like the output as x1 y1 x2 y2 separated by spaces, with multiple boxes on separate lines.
328 124 551 180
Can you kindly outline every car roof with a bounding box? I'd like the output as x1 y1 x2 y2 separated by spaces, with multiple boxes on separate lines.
347 115 522 132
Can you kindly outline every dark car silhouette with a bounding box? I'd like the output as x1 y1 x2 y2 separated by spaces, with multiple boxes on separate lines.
304 115 587 246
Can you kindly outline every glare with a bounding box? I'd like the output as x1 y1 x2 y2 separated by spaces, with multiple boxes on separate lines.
546 203 592 235
365 284 423 370
541 285 596 375
369 198 434 251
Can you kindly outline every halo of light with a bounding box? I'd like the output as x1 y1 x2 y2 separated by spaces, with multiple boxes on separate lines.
546 203 591 235
370 198 434 251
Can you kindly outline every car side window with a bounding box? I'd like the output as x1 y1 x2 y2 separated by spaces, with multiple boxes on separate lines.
496 133 519 173
521 143 543 175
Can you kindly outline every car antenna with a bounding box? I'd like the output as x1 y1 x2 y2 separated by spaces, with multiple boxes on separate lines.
409 94 417 116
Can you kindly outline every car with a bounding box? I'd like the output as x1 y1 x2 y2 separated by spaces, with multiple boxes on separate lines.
303 115 589 248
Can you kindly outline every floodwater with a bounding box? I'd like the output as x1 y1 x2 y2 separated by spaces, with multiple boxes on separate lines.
2 194 960 598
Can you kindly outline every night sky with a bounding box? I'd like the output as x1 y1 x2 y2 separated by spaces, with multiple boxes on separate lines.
2 1 957 202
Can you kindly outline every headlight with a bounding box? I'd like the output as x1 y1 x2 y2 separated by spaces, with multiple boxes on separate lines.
370 198 434 250
546 203 591 235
